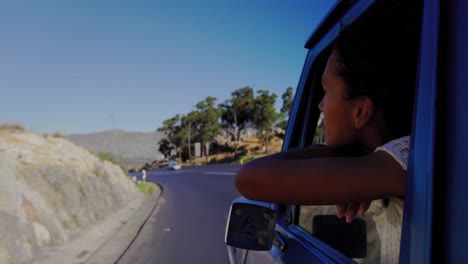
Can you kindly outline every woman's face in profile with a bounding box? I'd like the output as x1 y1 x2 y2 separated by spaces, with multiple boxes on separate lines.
318 50 359 148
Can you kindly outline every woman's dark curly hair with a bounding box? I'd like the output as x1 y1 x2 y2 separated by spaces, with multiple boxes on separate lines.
332 13 420 139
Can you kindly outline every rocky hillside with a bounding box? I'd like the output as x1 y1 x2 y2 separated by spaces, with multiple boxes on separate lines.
67 130 165 169
0 130 143 264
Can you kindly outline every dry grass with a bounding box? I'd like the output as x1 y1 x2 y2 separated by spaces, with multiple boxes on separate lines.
0 123 24 131
186 135 283 165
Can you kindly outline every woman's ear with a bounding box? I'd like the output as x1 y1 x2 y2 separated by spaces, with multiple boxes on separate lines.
353 97 374 128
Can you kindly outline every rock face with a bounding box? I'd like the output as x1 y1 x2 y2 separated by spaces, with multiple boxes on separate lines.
0 131 142 264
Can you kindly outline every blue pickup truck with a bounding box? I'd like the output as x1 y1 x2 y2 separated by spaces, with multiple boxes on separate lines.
225 0 468 263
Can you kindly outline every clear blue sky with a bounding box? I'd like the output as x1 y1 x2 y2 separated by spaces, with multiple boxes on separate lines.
0 0 335 134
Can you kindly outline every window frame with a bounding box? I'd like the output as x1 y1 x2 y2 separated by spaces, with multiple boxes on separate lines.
278 0 426 261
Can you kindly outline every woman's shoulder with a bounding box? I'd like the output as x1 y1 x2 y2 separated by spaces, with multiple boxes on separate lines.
375 136 410 171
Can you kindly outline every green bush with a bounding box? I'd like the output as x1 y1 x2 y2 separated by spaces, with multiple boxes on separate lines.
128 167 138 173
89 150 128 174
52 132 65 138
137 181 157 195
0 123 24 131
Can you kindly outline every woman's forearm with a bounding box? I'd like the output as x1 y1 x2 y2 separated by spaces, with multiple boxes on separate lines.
235 151 406 205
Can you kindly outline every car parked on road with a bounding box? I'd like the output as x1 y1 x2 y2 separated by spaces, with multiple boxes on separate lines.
225 0 468 263
168 162 181 170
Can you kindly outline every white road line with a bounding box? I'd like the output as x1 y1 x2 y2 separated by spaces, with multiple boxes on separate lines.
203 172 236 175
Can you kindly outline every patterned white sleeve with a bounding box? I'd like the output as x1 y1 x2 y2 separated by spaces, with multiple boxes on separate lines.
374 136 411 171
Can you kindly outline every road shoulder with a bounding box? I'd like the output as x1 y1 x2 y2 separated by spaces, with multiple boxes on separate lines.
30 184 162 264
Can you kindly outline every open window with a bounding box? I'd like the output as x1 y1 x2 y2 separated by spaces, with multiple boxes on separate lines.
286 1 422 262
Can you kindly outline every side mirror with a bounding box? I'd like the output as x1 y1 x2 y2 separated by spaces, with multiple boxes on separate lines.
225 197 276 251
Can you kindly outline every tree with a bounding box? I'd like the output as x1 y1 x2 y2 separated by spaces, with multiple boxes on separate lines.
220 87 255 149
157 115 185 162
181 111 199 162
158 138 175 160
253 90 279 153
277 87 294 130
193 96 221 159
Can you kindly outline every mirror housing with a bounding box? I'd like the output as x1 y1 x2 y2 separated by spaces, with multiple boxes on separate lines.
225 197 276 251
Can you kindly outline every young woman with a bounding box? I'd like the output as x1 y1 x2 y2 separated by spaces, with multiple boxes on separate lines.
235 20 417 223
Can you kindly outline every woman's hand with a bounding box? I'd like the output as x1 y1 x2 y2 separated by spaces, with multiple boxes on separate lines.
336 201 371 223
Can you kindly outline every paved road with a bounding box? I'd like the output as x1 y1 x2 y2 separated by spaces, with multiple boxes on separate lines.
117 164 242 264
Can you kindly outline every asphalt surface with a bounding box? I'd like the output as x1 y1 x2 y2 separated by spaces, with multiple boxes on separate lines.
117 164 242 264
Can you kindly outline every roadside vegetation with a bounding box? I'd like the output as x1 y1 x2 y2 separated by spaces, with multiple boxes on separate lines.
240 153 268 164
42 132 66 138
89 150 128 174
51 132 65 138
89 151 158 195
0 123 25 131
137 181 157 195
157 86 294 165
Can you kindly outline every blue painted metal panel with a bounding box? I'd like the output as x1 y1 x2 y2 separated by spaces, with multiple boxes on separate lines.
399 0 439 263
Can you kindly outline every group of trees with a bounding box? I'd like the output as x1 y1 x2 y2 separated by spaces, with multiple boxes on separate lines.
157 86 294 162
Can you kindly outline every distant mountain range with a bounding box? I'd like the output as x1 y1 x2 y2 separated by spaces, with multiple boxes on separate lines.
66 129 165 168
